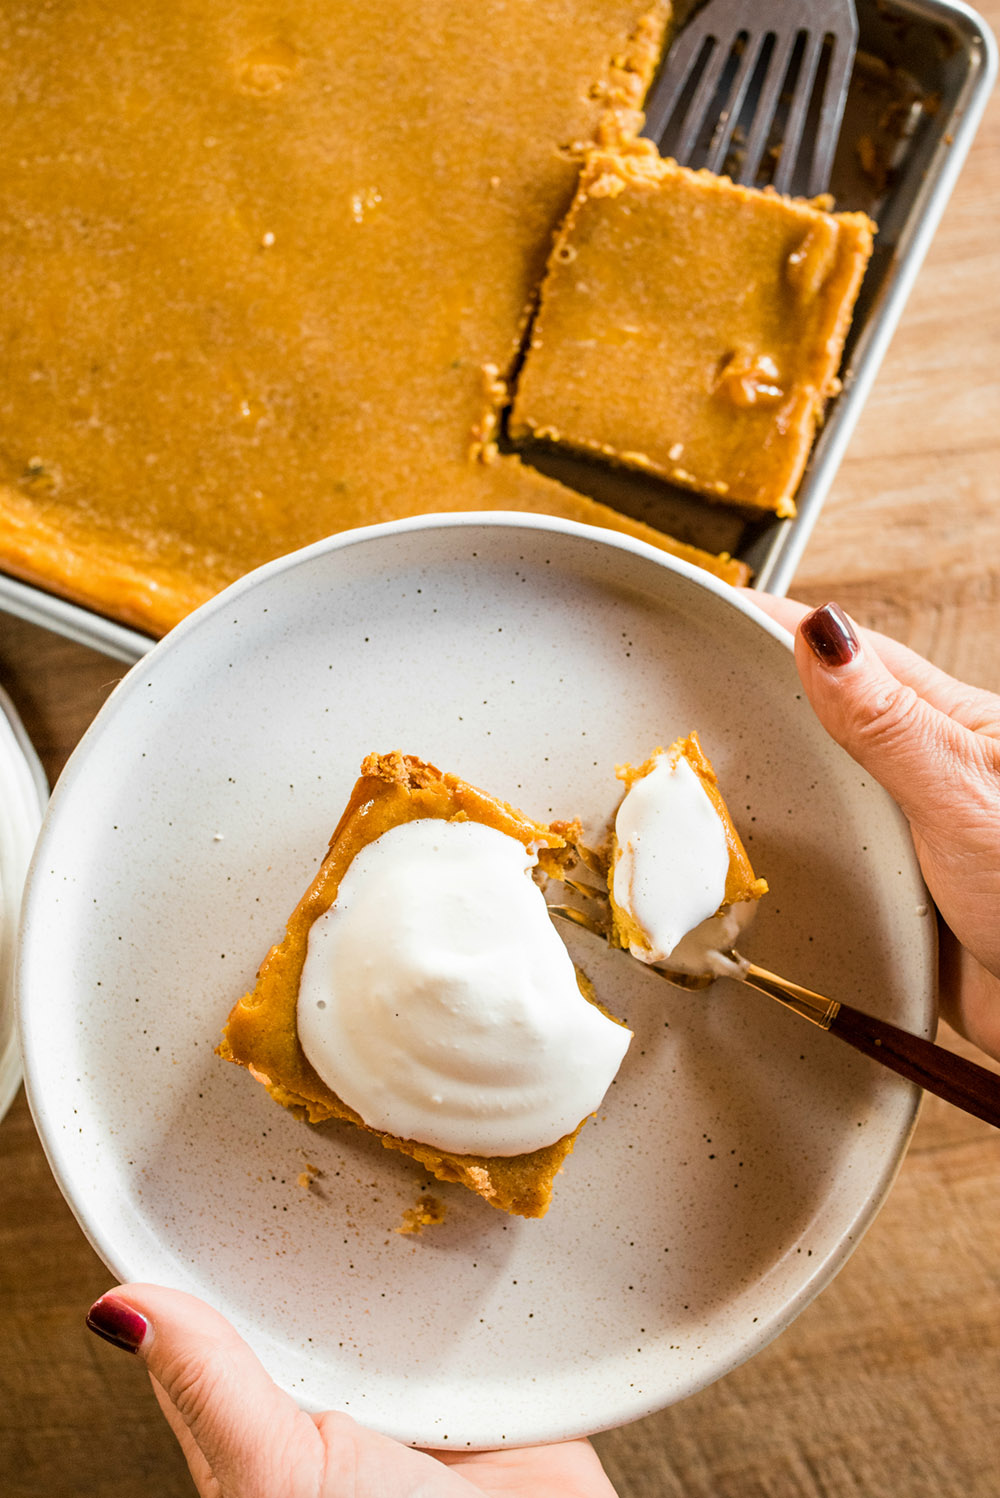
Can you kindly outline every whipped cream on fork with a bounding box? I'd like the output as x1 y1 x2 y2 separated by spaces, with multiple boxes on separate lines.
612 752 731 962
609 747 762 976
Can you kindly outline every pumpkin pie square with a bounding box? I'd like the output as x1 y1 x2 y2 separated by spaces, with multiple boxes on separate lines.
510 148 875 516
218 751 620 1219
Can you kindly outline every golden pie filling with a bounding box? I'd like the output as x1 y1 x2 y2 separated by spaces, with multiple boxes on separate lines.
219 752 631 1219
0 4 880 630
0 0 760 636
511 146 875 516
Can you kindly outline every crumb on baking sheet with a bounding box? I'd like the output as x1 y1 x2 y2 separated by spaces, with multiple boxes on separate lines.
396 1195 447 1235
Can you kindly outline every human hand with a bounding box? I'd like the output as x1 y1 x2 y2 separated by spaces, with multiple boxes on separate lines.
744 594 1000 1061
85 1283 619 1498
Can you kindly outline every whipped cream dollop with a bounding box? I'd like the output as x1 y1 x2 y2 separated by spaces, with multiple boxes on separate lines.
297 817 631 1156
612 753 732 964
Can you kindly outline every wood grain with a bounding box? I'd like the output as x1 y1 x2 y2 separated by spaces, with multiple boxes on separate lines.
2 6 999 1489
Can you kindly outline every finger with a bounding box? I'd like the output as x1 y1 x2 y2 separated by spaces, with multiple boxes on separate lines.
938 926 1000 1061
738 588 807 638
149 1372 217 1494
432 1437 619 1495
86 1284 321 1497
791 603 998 833
316 1412 485 1496
743 590 1000 733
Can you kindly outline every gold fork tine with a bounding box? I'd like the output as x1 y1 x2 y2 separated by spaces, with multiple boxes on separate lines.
546 903 605 936
560 875 608 903
546 903 714 991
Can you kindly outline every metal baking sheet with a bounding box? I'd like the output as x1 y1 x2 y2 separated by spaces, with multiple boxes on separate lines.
751 0 998 591
0 0 995 663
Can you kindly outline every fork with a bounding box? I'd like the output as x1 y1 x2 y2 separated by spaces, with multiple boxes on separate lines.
548 896 1000 1130
642 0 859 198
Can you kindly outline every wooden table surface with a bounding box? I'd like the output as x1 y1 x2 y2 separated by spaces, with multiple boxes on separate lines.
2 15 999 1493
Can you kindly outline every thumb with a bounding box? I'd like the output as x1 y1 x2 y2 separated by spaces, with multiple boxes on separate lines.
794 603 977 832
86 1284 321 1497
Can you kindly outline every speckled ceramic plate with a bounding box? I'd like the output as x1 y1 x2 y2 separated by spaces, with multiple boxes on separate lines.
17 514 934 1450
0 685 46 1125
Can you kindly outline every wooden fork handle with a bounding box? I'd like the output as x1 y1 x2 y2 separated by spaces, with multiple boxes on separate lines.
739 962 1000 1129
828 1002 1000 1129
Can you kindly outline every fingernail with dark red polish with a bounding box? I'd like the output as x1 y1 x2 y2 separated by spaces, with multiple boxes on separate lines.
800 603 860 668
86 1294 149 1354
